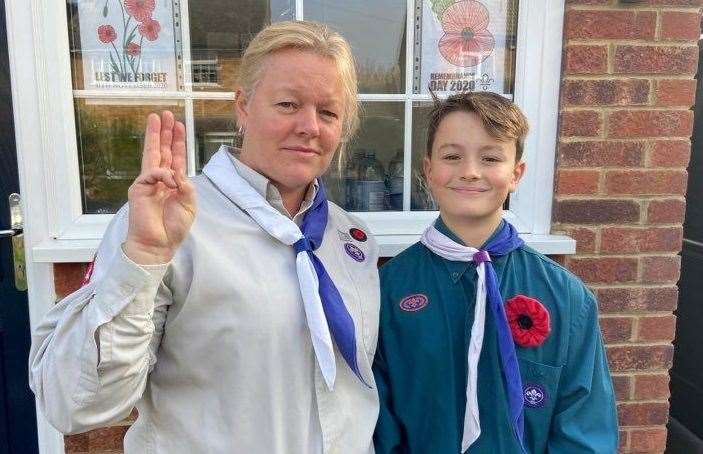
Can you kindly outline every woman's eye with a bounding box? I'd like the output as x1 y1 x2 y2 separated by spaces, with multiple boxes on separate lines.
277 102 296 110
443 154 460 161
320 110 338 119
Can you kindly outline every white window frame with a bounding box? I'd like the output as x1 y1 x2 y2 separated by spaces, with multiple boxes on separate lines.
24 0 571 263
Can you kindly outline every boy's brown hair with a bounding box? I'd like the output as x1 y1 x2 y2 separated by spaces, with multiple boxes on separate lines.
425 91 530 161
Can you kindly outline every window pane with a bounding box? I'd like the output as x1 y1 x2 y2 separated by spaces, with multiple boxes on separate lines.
305 0 406 94
193 100 237 172
74 99 185 214
188 0 295 92
67 0 182 91
324 102 404 211
416 0 519 95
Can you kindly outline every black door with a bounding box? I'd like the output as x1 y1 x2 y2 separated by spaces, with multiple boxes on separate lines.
0 1 40 453
667 40 703 452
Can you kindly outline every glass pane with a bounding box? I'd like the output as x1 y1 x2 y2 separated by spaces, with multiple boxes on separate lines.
410 101 511 211
305 0 406 94
188 1 295 92
416 0 519 95
67 0 182 91
193 100 237 172
74 99 185 214
323 102 404 211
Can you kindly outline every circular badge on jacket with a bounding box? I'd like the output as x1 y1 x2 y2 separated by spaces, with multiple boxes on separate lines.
349 227 367 242
399 294 429 312
344 243 365 262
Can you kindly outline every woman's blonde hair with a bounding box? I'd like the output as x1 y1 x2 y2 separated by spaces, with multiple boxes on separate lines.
236 20 359 142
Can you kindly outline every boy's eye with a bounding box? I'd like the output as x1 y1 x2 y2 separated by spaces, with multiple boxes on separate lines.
483 156 502 163
442 154 460 161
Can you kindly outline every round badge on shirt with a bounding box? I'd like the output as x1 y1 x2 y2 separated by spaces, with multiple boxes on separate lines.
349 228 367 242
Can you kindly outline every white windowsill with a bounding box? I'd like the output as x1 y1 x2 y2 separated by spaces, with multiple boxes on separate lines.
32 233 576 263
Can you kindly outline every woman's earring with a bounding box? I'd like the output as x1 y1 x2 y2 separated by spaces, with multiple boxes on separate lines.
235 125 245 148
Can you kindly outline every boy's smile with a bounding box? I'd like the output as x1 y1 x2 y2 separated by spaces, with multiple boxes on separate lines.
423 110 525 236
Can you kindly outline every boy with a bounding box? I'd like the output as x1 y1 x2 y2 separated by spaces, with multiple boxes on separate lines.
373 92 618 453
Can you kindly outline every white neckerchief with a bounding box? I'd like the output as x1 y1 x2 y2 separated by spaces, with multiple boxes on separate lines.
202 148 338 390
420 224 490 452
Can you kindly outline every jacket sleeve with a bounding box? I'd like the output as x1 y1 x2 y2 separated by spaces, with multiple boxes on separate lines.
547 286 619 453
28 206 172 434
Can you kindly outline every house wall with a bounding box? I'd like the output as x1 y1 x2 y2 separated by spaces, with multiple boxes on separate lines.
48 1 701 452
554 0 700 452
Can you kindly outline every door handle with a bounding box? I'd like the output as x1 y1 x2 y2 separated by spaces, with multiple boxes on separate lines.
2 194 27 291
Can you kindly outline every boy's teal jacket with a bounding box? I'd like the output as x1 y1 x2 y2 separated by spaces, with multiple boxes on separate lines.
373 218 618 453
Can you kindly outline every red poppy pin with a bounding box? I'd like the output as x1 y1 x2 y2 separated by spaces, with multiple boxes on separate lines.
505 295 551 348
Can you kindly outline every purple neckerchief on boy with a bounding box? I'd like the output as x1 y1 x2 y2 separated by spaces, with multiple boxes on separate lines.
420 219 526 453
202 147 368 390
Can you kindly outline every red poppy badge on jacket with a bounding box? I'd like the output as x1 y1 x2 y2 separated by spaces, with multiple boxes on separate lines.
505 295 551 348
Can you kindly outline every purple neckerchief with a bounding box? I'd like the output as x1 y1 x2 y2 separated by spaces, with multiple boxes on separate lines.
293 182 369 387
473 221 526 452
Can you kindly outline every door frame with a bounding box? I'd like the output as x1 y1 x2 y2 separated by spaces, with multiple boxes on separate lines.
5 0 65 452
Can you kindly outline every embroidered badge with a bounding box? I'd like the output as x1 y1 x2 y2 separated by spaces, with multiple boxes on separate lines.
337 230 353 242
523 383 547 408
399 294 429 312
506 295 551 348
344 243 365 262
349 227 367 242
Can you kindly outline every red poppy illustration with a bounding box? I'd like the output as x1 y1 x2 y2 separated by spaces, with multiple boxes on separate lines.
126 42 141 56
138 18 161 41
97 24 117 44
505 295 551 348
124 0 156 22
438 0 495 67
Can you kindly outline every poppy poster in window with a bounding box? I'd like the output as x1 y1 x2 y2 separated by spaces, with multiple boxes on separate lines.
77 0 180 90
418 0 518 95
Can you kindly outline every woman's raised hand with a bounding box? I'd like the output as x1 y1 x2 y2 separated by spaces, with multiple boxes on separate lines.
123 111 196 264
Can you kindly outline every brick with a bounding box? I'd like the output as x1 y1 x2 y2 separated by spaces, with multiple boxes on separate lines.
629 427 668 452
611 374 632 401
618 402 669 426
646 0 703 5
556 169 600 195
597 286 678 313
553 199 640 224
650 140 691 167
656 79 697 107
563 227 597 253
608 110 693 138
600 316 634 342
647 198 686 223
600 227 683 253
87 425 128 450
607 345 674 371
638 315 677 342
558 141 644 167
566 0 611 4
661 11 702 41
564 46 608 75
561 79 649 107
54 263 88 299
64 433 89 453
567 257 638 284
560 110 603 137
604 170 688 195
614 46 698 75
619 430 629 452
641 255 681 283
565 11 656 40
634 374 671 400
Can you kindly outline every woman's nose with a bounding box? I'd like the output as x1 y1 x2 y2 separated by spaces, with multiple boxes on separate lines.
296 106 320 137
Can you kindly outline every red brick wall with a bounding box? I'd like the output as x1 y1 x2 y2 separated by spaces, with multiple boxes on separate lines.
49 3 700 453
555 1 700 452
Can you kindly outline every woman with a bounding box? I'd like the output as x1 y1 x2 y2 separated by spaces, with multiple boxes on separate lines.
29 21 380 453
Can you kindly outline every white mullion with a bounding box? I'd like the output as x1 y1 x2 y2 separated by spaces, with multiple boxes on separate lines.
403 0 416 211
296 0 304 19
357 93 407 102
185 98 196 176
178 0 194 94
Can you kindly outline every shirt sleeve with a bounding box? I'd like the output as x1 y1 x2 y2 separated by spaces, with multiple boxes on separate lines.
547 284 619 452
372 285 405 454
28 206 172 434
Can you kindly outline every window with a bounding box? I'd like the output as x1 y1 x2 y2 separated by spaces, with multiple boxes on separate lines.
29 0 571 261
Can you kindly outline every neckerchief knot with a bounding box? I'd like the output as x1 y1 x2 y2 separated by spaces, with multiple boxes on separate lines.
473 250 491 265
